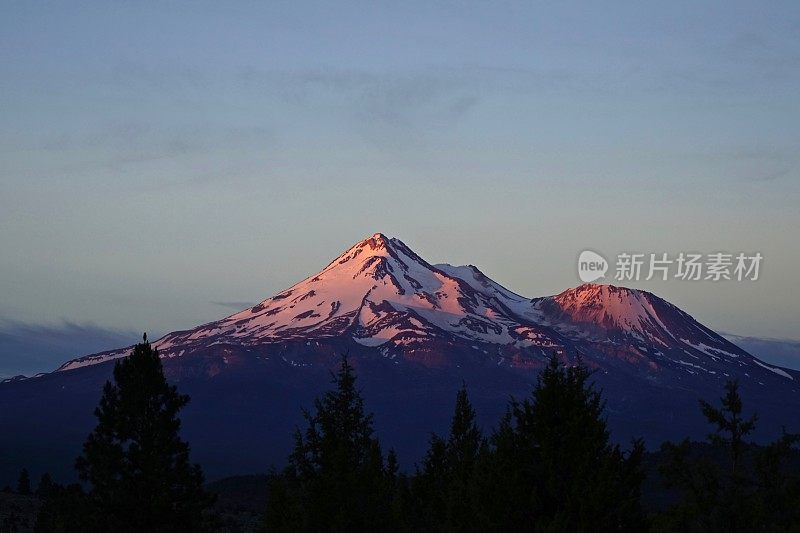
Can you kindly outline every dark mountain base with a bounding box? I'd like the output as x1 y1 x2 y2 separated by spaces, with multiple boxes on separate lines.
2 346 797 488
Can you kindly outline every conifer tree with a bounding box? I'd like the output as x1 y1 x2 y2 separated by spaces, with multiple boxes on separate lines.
700 381 757 480
658 380 800 532
474 406 525 529
481 354 645 531
412 384 485 531
751 430 800 529
36 473 55 499
75 333 214 531
16 468 31 495
265 354 395 532
525 355 645 529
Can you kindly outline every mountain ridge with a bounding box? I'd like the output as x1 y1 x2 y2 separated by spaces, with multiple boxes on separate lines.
47 233 793 385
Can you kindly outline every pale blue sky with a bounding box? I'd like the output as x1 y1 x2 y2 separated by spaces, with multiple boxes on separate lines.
1 1 799 374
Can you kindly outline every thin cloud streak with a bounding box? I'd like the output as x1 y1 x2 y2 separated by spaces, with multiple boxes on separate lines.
721 332 800 370
211 301 256 311
0 320 144 377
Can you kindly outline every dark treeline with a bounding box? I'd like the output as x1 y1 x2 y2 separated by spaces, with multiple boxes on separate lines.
261 356 799 533
2 338 799 532
23 335 216 532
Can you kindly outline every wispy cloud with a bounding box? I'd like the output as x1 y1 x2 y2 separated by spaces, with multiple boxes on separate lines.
211 301 255 311
0 320 143 377
752 168 793 182
232 66 483 142
721 332 800 370
28 121 273 178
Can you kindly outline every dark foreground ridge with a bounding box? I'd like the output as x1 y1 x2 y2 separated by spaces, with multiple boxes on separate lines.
3 347 799 531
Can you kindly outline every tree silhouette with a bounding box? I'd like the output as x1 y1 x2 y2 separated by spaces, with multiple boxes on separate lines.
36 473 55 499
265 354 396 532
75 333 214 531
700 381 757 481
16 468 31 495
658 380 800 532
412 384 485 531
481 354 645 531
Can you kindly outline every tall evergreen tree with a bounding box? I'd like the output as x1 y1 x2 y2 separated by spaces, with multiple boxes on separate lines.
658 380 800 532
474 406 525 530
265 354 396 532
751 430 800 529
36 473 55 499
526 355 645 530
412 384 485 531
16 468 31 495
479 354 645 531
75 333 214 532
700 380 757 481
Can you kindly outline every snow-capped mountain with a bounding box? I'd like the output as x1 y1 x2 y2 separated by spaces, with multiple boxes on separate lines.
56 233 792 385
59 233 565 371
166 233 556 350
532 284 793 380
1 233 797 485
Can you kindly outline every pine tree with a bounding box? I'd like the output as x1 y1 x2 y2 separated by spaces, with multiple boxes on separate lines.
701 380 757 531
524 355 645 530
412 384 485 531
480 354 645 531
265 354 396 532
16 468 31 495
474 406 525 530
700 381 757 481
75 333 214 532
36 473 55 498
385 448 411 528
446 386 483 481
751 430 800 529
658 380 800 532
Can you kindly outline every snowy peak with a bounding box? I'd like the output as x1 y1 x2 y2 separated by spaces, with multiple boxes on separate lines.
320 233 404 271
215 233 436 340
536 282 696 342
547 283 665 333
306 233 437 293
534 283 761 365
148 233 559 354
